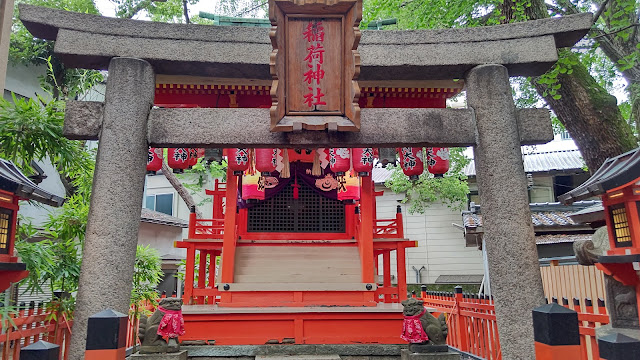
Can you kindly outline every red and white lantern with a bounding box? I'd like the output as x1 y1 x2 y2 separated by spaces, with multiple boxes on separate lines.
227 148 250 176
255 148 278 176
352 148 374 176
146 147 163 174
167 148 190 173
398 147 424 180
329 148 350 176
242 172 265 202
426 147 450 177
338 171 361 203
188 148 199 166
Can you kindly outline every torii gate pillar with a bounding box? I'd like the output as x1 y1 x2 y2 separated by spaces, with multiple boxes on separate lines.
466 64 546 359
68 57 155 360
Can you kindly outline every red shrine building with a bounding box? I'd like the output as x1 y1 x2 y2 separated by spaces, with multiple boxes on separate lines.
0 159 64 292
147 79 461 345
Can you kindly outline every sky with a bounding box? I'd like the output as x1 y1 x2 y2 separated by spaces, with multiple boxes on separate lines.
95 0 221 19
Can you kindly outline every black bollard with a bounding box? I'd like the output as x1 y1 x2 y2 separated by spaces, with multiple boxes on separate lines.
20 340 60 360
599 333 640 360
532 303 580 358
84 309 128 360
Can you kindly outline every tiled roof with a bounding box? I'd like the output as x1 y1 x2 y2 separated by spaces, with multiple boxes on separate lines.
560 146 640 204
371 148 585 183
141 208 188 228
0 159 65 207
464 149 585 176
535 233 592 245
372 167 393 184
462 200 599 229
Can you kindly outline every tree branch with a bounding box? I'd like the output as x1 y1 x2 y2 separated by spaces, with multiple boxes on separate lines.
593 23 640 39
161 161 203 218
593 0 611 25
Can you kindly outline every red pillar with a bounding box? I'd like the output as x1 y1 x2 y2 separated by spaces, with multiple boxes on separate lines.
197 251 207 304
397 244 407 301
183 244 196 304
383 250 392 302
359 175 375 283
220 168 238 285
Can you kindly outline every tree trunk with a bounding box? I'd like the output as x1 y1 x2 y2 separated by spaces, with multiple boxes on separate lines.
532 51 637 171
161 161 203 218
501 0 637 171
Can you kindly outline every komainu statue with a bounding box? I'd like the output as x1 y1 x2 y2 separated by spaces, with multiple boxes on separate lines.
401 298 448 352
138 297 185 354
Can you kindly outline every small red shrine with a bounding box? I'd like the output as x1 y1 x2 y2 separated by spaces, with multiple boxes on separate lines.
560 147 640 327
0 159 65 292
153 77 461 345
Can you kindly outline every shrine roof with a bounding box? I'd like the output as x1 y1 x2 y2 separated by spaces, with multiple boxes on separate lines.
0 159 65 207
462 200 600 229
141 208 188 228
19 4 592 80
559 146 640 204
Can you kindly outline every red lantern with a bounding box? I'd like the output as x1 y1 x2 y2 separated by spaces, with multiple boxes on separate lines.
197 148 205 158
188 148 199 166
167 148 190 173
352 148 374 176
329 148 350 176
255 148 278 176
338 171 360 203
426 147 450 177
227 148 250 176
242 172 265 202
146 147 163 174
398 147 423 180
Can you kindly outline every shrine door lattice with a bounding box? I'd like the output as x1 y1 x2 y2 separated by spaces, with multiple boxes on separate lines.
247 181 345 233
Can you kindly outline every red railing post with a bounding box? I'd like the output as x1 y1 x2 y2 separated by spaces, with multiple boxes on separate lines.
396 205 404 238
188 205 197 238
454 286 470 353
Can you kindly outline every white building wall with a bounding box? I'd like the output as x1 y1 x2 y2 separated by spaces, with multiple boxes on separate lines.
375 184 484 285
137 222 186 259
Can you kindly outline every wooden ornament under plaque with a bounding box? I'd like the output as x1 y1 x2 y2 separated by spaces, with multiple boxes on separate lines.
269 0 362 132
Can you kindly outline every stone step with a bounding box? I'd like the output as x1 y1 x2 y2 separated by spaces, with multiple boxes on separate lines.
255 356 341 360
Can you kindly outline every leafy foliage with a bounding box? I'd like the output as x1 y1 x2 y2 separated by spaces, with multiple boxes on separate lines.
384 148 470 214
131 245 164 309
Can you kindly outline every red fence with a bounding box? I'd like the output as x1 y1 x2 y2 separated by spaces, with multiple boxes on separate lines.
1 302 71 360
419 291 610 360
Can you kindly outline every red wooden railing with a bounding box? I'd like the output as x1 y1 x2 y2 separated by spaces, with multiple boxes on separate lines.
421 290 501 360
1 302 71 360
373 207 404 239
419 290 610 360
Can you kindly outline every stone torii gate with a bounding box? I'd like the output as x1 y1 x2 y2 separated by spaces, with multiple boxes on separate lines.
19 4 592 359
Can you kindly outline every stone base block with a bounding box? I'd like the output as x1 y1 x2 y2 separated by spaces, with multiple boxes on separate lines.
400 349 461 360
408 344 448 353
131 350 188 360
255 356 341 360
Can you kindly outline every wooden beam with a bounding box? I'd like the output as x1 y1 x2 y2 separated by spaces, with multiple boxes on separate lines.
64 102 553 146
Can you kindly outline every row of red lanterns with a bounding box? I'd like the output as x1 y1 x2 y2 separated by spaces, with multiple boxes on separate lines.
398 147 450 180
228 148 377 177
146 148 205 173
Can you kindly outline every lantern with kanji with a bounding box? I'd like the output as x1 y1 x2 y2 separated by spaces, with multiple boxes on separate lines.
338 171 360 203
426 147 450 177
242 172 265 202
188 148 199 167
146 147 163 174
329 148 351 176
255 148 278 176
167 148 190 173
398 147 423 180
227 148 250 176
352 148 374 176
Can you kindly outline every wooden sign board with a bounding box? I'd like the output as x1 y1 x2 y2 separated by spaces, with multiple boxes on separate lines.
269 0 361 132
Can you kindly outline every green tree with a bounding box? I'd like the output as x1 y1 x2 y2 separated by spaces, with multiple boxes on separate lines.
384 148 471 214
363 0 640 172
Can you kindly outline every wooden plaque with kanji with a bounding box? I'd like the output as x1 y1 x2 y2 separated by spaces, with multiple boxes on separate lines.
269 0 361 132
